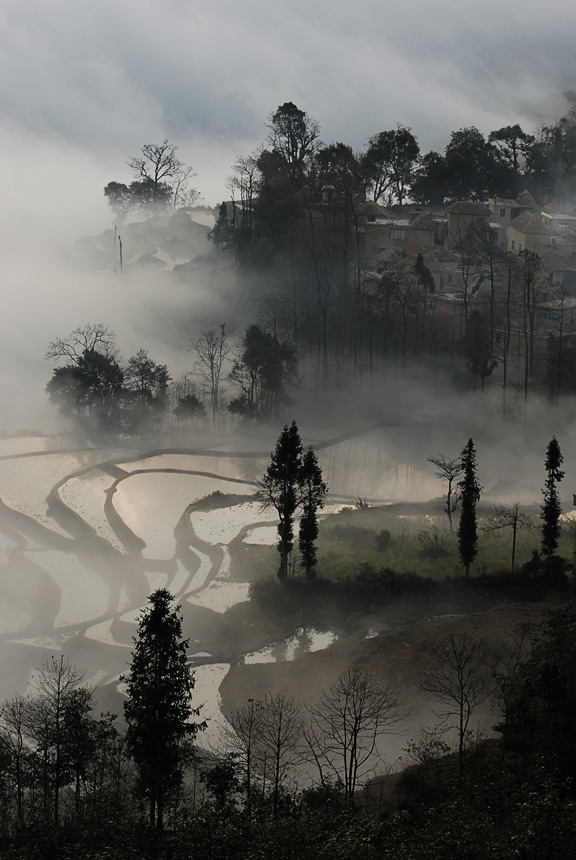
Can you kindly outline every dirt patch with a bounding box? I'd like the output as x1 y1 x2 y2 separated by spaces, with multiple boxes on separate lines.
218 593 575 753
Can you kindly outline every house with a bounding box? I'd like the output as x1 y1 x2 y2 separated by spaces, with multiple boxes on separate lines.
405 244 459 292
506 211 569 256
445 201 490 239
361 209 437 256
488 189 538 240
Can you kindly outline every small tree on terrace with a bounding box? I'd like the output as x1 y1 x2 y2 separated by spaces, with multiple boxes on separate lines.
257 422 327 581
257 421 303 582
484 502 534 570
457 438 482 577
298 447 327 579
304 668 404 804
418 633 492 776
427 453 463 533
541 436 564 560
123 589 204 830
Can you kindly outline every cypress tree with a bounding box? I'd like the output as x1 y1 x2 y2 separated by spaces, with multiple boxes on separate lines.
298 447 327 578
257 421 304 581
124 589 203 830
541 436 564 559
457 438 482 577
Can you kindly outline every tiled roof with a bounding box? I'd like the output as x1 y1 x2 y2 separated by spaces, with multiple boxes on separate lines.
409 211 436 230
408 244 458 263
359 201 391 219
446 201 490 215
509 212 547 234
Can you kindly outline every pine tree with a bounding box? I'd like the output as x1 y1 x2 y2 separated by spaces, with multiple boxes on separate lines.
124 589 203 830
541 436 564 559
298 447 327 578
457 438 482 577
257 422 327 581
257 421 304 581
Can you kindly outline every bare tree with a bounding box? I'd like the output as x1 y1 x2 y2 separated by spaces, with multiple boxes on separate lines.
483 502 535 570
418 633 492 776
171 165 200 210
427 454 463 533
257 693 304 818
191 323 233 426
45 323 117 365
223 697 264 815
0 694 29 823
128 140 184 203
305 667 404 804
26 656 88 824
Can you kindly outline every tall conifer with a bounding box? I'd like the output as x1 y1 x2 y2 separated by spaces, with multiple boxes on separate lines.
457 438 482 577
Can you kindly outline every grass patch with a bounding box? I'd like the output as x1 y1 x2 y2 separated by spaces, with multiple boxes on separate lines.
314 503 576 582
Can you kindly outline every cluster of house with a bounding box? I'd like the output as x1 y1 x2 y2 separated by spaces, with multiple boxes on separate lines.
359 191 576 343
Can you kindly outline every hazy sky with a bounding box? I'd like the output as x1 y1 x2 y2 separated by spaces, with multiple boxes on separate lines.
2 0 576 218
1 0 576 432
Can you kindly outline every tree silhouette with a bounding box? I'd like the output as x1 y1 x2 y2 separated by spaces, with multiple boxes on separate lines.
457 439 482 576
124 589 204 830
541 436 564 559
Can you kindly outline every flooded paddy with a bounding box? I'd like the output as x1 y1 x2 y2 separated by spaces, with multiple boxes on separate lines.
0 431 450 738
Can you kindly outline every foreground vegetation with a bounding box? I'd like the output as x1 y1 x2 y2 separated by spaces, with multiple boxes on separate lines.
2 599 576 859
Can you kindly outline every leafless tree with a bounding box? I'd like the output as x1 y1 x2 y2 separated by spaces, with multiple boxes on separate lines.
227 153 259 231
45 323 117 365
171 165 200 210
190 323 233 426
257 693 304 818
128 140 184 203
427 454 463 533
1 694 29 822
418 633 492 775
492 626 531 751
222 697 264 815
305 667 405 804
26 656 88 824
483 502 535 570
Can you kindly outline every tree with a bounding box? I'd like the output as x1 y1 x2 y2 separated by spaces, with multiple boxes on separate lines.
103 182 133 224
228 324 296 422
516 249 545 400
541 436 564 559
361 126 420 206
0 695 29 824
26 656 88 825
257 421 303 581
298 447 327 578
488 124 535 193
266 102 320 174
123 349 170 432
208 203 235 251
305 668 403 804
418 633 491 775
46 323 117 365
191 323 233 425
257 693 304 818
124 349 170 400
123 589 204 830
128 140 184 204
457 439 482 577
444 126 506 200
465 310 497 391
483 502 534 570
257 422 327 581
411 150 449 206
46 349 125 435
224 698 264 815
427 454 463 533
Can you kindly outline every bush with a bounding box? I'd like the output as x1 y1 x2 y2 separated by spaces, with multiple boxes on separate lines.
376 529 392 552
